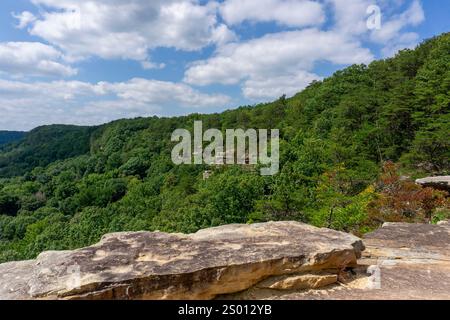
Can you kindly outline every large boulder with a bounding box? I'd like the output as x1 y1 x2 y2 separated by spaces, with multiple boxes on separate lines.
0 222 364 300
224 222 450 300
359 222 450 298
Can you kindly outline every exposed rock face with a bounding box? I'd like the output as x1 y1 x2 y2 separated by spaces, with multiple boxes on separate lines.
0 222 364 300
356 222 450 299
2 221 449 300
223 222 450 300
416 176 450 192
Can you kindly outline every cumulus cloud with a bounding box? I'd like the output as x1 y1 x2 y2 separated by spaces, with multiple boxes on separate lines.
12 11 36 29
370 0 425 56
0 42 77 77
184 29 373 99
101 78 231 107
327 0 425 56
16 0 236 65
243 72 321 100
183 0 425 100
1 0 428 126
326 0 373 36
0 78 231 130
220 0 325 27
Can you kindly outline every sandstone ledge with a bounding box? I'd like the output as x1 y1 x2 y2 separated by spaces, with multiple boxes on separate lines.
2 221 449 300
222 222 450 300
0 222 364 300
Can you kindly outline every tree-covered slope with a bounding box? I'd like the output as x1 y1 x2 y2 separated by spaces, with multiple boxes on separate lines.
0 125 95 177
0 33 448 263
0 131 25 147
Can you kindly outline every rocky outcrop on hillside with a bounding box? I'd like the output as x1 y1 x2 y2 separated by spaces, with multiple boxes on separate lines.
0 222 364 300
416 176 450 192
0 221 448 300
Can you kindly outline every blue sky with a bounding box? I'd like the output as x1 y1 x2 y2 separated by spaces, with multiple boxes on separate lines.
0 0 448 131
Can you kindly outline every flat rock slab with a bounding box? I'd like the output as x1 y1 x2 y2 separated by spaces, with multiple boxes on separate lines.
0 222 364 300
224 222 450 300
224 223 450 300
335 222 450 300
313 222 450 300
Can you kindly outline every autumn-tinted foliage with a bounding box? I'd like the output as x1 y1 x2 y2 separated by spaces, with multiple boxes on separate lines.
367 162 449 227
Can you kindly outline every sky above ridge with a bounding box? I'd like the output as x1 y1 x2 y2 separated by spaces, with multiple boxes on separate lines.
0 0 448 131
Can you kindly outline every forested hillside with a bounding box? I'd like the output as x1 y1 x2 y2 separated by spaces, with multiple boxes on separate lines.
0 33 449 263
0 131 25 147
0 125 95 178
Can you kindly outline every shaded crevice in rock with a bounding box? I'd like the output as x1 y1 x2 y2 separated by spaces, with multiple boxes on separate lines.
2 221 447 300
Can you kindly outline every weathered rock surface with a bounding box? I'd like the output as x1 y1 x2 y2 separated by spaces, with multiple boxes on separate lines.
222 222 450 300
359 222 450 298
416 176 450 192
2 221 449 300
0 222 364 300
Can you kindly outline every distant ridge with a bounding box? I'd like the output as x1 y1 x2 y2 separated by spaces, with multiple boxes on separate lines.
0 131 25 147
0 125 94 177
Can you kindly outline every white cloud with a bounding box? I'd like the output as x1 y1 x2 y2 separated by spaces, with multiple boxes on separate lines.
101 78 230 107
184 28 373 99
16 0 236 65
327 0 425 57
370 0 425 56
243 72 321 100
141 61 166 70
379 32 419 57
12 11 36 29
372 1 424 43
220 0 325 27
0 78 231 130
0 42 77 77
326 0 373 36
183 0 426 100
1 0 428 128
